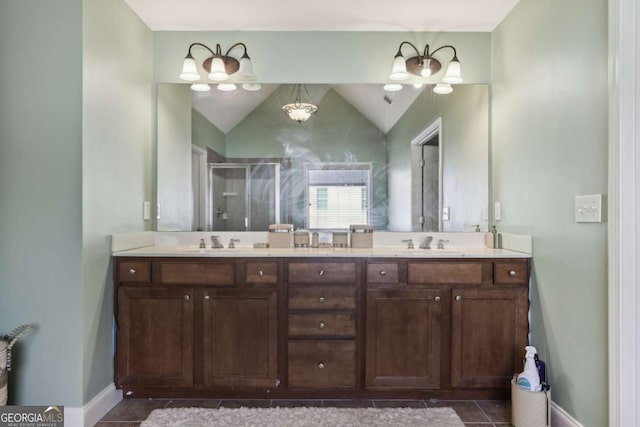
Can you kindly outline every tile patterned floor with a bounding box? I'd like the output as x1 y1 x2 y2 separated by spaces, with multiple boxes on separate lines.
95 399 512 426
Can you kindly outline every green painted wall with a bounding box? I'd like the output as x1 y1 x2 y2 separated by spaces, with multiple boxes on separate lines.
82 0 153 404
225 85 388 228
0 0 84 406
491 0 608 424
192 108 225 155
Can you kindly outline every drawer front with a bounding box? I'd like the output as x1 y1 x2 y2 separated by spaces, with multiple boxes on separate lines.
288 313 356 337
118 260 150 283
494 262 529 285
288 340 356 388
366 263 400 284
288 262 356 284
157 262 235 285
408 262 484 285
245 262 278 284
288 287 356 310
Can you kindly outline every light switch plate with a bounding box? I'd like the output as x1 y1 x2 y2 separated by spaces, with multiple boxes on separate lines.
442 207 450 221
494 202 501 221
575 194 602 223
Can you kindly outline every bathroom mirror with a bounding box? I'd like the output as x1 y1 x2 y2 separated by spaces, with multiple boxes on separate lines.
156 83 488 232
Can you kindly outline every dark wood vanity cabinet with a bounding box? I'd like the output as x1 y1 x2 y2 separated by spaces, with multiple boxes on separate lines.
114 255 529 399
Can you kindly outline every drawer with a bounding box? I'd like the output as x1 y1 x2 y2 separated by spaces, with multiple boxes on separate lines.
118 260 150 283
288 340 356 388
288 313 356 337
288 262 356 284
156 262 235 285
367 262 399 284
494 262 529 285
288 287 356 310
245 262 278 284
408 262 486 285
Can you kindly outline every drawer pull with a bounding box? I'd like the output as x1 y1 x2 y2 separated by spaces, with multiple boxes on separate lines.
258 270 264 277
379 270 387 276
455 295 462 301
184 295 190 301
318 362 325 369
319 322 326 329
125 391 134 396
129 269 136 275
509 270 517 277
319 297 325 303
319 270 325 276
204 295 210 301
434 296 441 302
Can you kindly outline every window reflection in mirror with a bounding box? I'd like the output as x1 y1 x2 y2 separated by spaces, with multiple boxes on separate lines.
156 84 488 232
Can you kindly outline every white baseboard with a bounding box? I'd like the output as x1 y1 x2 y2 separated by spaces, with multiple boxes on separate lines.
551 401 584 427
63 383 122 427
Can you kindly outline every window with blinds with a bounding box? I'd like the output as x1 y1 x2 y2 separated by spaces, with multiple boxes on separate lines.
306 163 371 229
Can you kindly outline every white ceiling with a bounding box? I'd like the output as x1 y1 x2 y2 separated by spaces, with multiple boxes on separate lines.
125 0 519 32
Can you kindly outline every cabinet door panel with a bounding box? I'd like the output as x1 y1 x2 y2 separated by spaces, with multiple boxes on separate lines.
365 288 441 389
203 288 277 388
116 287 193 387
451 288 528 388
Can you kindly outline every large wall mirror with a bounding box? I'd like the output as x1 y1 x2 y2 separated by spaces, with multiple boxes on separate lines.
157 83 488 232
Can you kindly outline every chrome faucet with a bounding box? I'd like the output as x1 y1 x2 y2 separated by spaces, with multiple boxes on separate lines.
199 238 206 249
402 239 414 249
228 238 239 249
437 239 450 249
419 236 433 249
210 235 224 249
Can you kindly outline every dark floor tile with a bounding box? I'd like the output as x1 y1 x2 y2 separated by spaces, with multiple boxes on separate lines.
100 400 169 422
476 400 511 423
164 399 221 409
271 399 324 408
322 399 374 408
94 423 141 427
426 400 490 423
219 399 272 408
372 400 427 408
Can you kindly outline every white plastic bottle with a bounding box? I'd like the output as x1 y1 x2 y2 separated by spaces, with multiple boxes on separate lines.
516 346 542 391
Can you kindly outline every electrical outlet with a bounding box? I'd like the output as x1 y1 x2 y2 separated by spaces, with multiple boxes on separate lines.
494 202 501 221
143 201 151 220
575 194 602 223
442 207 450 221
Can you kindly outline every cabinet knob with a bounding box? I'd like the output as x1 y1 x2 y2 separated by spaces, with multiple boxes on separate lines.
319 297 325 303
125 391 134 396
184 295 190 301
434 296 441 302
455 295 462 301
318 362 325 369
319 270 325 276
204 295 210 301
319 322 326 329
128 269 136 275
509 270 517 277
258 270 264 277
379 270 387 276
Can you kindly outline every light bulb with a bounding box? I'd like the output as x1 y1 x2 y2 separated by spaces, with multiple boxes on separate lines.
420 59 432 77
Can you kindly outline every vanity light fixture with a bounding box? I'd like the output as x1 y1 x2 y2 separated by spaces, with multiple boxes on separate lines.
388 41 463 94
179 42 258 92
282 84 319 123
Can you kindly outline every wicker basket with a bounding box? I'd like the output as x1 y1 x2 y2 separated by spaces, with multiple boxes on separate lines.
0 325 33 406
511 379 551 427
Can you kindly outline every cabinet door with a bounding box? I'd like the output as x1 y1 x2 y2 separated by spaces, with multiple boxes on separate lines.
365 288 442 389
451 288 528 388
203 288 278 388
116 287 193 387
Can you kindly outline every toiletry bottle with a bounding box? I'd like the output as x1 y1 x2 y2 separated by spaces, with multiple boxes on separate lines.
517 346 541 391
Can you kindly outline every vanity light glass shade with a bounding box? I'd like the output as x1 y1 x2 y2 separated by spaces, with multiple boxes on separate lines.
217 83 237 91
433 83 453 94
383 83 403 92
237 57 256 81
242 83 262 91
208 57 229 81
389 54 410 81
179 57 200 81
442 59 463 84
190 83 211 92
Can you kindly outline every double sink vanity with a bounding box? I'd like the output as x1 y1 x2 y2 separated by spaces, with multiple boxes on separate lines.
112 232 531 400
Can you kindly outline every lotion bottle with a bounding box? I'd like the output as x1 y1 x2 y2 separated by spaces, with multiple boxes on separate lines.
517 346 541 391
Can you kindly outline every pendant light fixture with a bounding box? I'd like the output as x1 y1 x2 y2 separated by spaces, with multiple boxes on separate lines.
179 42 259 92
282 84 319 123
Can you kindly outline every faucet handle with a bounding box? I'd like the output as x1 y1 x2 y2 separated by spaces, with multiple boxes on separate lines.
472 224 481 232
437 239 450 249
199 238 206 249
228 238 240 249
402 239 414 249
